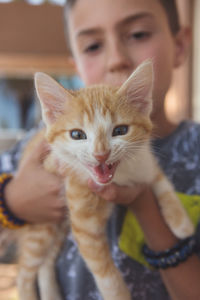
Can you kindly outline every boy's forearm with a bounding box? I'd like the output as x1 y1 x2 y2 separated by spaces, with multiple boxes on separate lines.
130 188 200 300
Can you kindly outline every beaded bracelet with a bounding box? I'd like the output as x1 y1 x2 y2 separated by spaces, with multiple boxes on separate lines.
0 173 26 229
142 235 197 269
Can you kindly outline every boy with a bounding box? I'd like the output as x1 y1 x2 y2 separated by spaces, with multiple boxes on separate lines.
1 0 200 299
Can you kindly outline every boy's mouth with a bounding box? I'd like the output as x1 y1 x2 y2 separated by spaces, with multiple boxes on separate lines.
89 162 119 184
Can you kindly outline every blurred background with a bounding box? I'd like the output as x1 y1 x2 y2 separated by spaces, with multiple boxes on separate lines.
0 0 198 299
0 0 84 153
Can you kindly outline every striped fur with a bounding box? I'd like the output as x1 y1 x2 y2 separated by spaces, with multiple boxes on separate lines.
17 61 194 300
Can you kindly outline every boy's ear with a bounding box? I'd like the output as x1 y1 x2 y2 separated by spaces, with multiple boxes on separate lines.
117 60 154 117
173 27 191 68
34 72 74 126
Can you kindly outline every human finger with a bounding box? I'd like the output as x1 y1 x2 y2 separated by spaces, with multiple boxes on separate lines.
55 206 68 223
88 179 146 205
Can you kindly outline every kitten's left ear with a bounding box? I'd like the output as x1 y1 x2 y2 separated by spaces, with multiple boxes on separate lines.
117 60 154 116
35 72 74 126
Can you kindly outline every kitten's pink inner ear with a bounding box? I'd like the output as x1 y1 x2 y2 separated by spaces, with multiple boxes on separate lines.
34 72 73 125
117 60 154 116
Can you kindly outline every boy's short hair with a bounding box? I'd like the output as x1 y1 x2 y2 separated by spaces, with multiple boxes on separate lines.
64 0 180 52
159 0 180 33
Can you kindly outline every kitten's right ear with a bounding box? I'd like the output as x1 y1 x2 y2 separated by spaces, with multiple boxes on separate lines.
117 60 154 117
34 72 74 126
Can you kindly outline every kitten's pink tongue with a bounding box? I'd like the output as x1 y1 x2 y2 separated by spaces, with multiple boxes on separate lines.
93 162 118 184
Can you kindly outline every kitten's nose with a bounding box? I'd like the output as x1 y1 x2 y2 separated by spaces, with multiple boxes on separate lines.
94 151 111 163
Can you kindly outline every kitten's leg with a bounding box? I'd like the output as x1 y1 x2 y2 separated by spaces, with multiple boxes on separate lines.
68 185 131 300
38 221 68 300
18 240 44 300
152 169 194 239
18 264 39 300
17 224 60 300
80 235 132 300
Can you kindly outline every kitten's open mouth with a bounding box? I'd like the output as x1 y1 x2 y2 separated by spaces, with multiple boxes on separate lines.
90 162 119 184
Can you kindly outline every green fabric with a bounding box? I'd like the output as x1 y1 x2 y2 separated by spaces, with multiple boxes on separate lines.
119 193 200 268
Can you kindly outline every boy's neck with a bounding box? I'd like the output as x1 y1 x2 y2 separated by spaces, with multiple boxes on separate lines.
151 108 178 139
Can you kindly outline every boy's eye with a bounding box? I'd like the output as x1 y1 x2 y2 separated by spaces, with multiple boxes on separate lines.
70 129 87 140
112 125 128 137
130 31 150 40
84 43 101 53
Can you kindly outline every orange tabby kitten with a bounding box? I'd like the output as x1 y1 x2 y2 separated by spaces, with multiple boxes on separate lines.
17 60 194 300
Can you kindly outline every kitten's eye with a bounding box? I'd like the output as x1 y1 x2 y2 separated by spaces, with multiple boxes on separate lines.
70 129 87 140
112 125 128 136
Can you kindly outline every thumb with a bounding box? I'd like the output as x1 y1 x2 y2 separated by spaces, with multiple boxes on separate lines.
33 139 51 163
24 138 51 165
88 179 145 205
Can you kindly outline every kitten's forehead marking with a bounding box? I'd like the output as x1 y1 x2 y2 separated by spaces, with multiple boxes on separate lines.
85 108 112 141
94 108 112 128
77 85 118 123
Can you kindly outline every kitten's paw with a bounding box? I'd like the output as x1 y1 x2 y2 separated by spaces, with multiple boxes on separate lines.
39 279 63 300
18 290 38 300
111 290 131 300
172 219 195 239
41 290 63 300
104 281 131 300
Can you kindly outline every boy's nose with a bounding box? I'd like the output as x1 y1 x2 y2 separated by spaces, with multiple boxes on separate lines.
107 39 131 73
94 151 111 163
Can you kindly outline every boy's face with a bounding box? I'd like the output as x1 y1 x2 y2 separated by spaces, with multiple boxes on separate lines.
67 0 183 110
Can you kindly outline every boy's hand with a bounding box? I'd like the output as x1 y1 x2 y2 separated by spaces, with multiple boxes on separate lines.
4 140 67 224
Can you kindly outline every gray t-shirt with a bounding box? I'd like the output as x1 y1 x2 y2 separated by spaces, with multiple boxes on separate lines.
56 121 200 300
